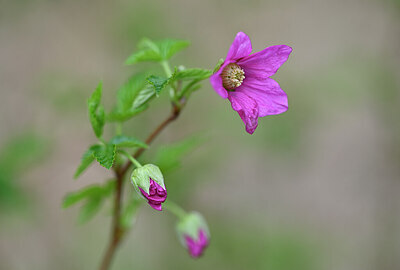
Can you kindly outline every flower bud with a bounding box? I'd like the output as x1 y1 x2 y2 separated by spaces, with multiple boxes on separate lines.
176 212 210 258
131 164 167 211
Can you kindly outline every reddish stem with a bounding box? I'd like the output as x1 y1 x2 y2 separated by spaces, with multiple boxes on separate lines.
98 104 182 270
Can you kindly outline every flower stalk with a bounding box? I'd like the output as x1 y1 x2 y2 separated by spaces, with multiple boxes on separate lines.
164 200 187 220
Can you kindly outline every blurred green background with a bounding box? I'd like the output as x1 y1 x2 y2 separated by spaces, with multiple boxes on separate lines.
1 0 400 269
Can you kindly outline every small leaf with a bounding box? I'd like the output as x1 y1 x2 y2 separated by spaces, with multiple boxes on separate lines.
78 197 103 224
88 82 105 138
107 75 156 122
157 39 190 60
107 105 148 122
132 85 156 108
120 198 141 229
63 185 104 208
63 181 115 209
154 136 204 173
109 135 148 148
116 74 147 112
125 38 190 65
73 146 96 179
92 144 116 169
174 68 212 81
147 68 177 96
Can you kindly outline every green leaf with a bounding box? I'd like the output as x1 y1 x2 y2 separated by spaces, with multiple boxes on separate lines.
174 68 212 81
132 85 156 108
178 80 203 100
0 133 48 212
107 74 156 122
78 197 103 224
157 39 190 60
146 67 177 96
154 136 204 173
92 144 116 169
88 82 105 138
73 146 96 179
0 133 48 175
63 185 104 208
63 180 115 208
120 198 141 229
116 74 147 112
109 135 148 148
107 105 148 122
125 38 190 64
63 180 115 223
146 75 169 95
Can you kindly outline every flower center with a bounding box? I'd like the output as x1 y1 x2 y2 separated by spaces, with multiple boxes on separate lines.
221 63 245 90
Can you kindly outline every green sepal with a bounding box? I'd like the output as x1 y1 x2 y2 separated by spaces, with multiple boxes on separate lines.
88 82 105 138
131 164 165 194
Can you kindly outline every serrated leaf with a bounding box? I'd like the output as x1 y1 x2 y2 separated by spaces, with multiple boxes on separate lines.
116 74 147 112
109 135 148 148
146 68 177 96
107 104 148 122
132 85 156 108
92 144 116 169
63 185 104 208
154 136 204 174
78 197 103 224
157 39 190 60
63 180 115 209
174 68 212 81
73 146 96 179
120 198 141 229
125 38 190 64
107 75 156 122
88 82 105 138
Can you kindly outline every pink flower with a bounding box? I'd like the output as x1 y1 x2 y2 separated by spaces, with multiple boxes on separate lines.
210 32 292 134
138 178 167 211
184 229 209 258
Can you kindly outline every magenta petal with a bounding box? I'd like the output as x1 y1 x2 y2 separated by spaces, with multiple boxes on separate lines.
226 32 252 61
228 91 259 134
237 77 288 117
237 45 292 78
138 179 167 211
184 230 209 258
209 61 232 99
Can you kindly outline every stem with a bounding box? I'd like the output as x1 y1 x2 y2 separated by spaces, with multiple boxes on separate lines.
99 102 184 270
99 169 124 270
118 150 142 168
164 201 187 220
161 60 172 77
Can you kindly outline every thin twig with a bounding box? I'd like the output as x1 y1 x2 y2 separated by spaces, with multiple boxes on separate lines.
98 102 183 270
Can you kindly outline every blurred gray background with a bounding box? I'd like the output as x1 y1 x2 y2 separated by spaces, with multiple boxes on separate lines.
0 0 399 269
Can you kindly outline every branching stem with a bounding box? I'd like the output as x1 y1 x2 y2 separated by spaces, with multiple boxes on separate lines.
99 101 184 270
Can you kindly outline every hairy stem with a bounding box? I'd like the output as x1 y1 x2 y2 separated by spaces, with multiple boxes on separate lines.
98 102 183 270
